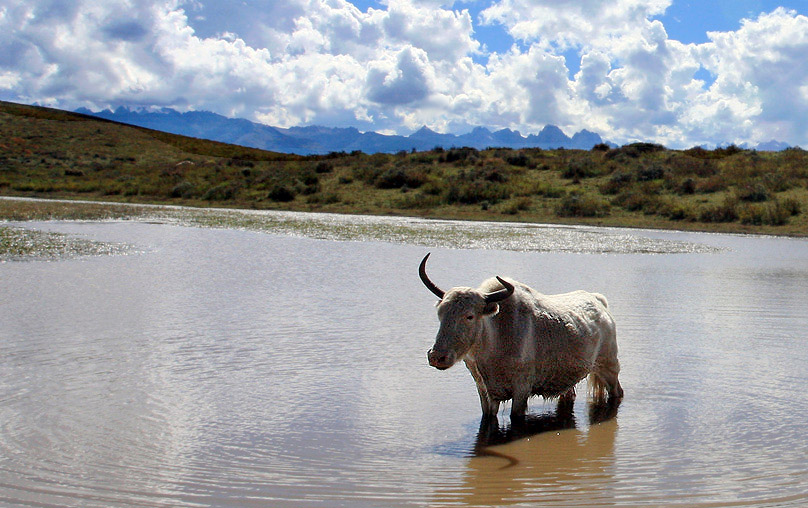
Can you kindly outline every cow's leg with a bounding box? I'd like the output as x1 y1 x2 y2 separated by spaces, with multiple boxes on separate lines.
477 385 500 419
594 342 623 400
510 389 530 420
466 360 499 419
592 362 623 401
558 387 576 412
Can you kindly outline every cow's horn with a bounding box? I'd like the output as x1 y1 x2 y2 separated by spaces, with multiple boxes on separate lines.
484 277 514 303
419 253 445 299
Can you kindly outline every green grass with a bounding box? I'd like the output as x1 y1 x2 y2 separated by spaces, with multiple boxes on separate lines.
2 100 808 236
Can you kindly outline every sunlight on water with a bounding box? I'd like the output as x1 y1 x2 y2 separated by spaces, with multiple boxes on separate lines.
1 215 807 507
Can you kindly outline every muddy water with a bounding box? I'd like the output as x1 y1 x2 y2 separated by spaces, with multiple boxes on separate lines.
1 217 807 507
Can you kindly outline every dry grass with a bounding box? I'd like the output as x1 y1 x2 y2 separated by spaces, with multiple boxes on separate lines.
2 101 808 236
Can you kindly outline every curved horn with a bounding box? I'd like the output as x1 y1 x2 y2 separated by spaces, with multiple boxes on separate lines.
419 253 445 299
484 276 514 303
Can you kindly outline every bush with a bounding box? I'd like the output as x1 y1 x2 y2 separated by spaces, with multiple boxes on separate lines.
658 200 696 221
506 153 530 167
739 201 790 226
446 181 509 205
268 185 296 202
306 192 340 205
600 171 634 194
556 193 610 217
613 191 659 213
678 178 696 195
636 162 665 181
698 197 739 223
441 147 479 164
737 182 770 202
501 197 532 215
696 176 727 193
781 197 803 216
395 191 442 209
374 168 427 189
170 181 196 198
315 161 334 174
562 158 601 179
202 182 239 201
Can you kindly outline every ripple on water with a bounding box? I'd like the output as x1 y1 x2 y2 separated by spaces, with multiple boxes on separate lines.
2 210 806 508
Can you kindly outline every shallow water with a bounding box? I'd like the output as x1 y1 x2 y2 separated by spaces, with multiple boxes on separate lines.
1 217 807 507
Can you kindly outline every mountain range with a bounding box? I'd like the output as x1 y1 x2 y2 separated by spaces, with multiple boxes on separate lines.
75 107 613 155
75 106 793 154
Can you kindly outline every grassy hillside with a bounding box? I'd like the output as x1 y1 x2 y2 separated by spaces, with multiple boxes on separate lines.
2 100 808 236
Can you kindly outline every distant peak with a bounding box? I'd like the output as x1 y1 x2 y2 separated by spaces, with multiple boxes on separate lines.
539 124 565 135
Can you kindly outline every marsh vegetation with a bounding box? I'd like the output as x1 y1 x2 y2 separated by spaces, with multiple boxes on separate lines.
2 100 808 236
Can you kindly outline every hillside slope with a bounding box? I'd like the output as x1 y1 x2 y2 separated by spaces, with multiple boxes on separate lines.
2 101 807 236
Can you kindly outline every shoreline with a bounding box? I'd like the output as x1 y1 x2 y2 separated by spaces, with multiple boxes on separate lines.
3 196 789 262
1 195 803 241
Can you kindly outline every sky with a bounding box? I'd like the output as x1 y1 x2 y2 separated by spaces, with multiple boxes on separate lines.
2 0 808 148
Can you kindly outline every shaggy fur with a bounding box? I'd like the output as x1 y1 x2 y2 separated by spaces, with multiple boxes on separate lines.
428 276 623 419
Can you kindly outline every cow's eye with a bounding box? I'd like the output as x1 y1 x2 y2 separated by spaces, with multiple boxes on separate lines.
466 315 475 321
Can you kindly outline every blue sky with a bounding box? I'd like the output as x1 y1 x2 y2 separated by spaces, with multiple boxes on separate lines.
3 0 808 148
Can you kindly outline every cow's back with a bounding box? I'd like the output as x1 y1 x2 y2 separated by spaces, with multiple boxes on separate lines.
480 278 615 398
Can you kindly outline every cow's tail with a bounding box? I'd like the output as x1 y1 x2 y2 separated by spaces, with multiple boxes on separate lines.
588 373 609 401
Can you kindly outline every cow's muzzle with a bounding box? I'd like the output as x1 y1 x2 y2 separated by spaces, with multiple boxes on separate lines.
428 349 456 370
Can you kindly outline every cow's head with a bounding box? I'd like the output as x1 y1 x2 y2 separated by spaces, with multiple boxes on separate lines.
419 253 513 370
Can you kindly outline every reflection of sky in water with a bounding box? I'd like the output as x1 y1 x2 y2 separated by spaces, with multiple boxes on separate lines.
1 216 807 507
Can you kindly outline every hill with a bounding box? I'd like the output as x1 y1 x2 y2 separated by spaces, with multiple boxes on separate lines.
1 100 807 236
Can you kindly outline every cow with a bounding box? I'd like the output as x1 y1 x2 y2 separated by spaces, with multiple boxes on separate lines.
419 253 623 420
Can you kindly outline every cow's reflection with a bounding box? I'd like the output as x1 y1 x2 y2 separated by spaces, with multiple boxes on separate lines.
431 398 622 507
474 397 621 456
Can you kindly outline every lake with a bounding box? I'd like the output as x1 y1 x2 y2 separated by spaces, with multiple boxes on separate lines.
1 212 807 507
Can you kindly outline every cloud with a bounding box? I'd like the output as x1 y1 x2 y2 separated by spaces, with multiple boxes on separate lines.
2 0 808 147
365 46 432 105
695 8 808 145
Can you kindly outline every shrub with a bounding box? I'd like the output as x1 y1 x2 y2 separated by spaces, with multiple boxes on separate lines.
501 197 532 215
562 158 601 179
374 167 427 189
315 161 334 174
202 182 239 201
395 191 442 209
306 192 340 205
636 162 665 181
600 171 634 195
441 147 479 164
170 181 196 198
698 197 739 223
300 173 319 186
739 201 790 226
737 182 770 202
696 175 727 193
446 181 509 205
556 192 610 217
613 191 659 213
506 153 530 167
268 185 296 202
658 200 696 221
761 172 792 192
679 178 696 195
781 197 802 216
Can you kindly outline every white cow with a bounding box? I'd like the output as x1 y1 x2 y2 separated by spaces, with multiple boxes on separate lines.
419 253 623 419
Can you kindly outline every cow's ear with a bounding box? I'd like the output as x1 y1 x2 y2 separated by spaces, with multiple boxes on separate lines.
482 302 500 316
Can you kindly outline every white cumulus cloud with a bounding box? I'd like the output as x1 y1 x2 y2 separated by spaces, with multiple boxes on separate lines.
2 0 808 147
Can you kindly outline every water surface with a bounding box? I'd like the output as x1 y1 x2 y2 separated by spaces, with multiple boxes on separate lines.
1 217 807 507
